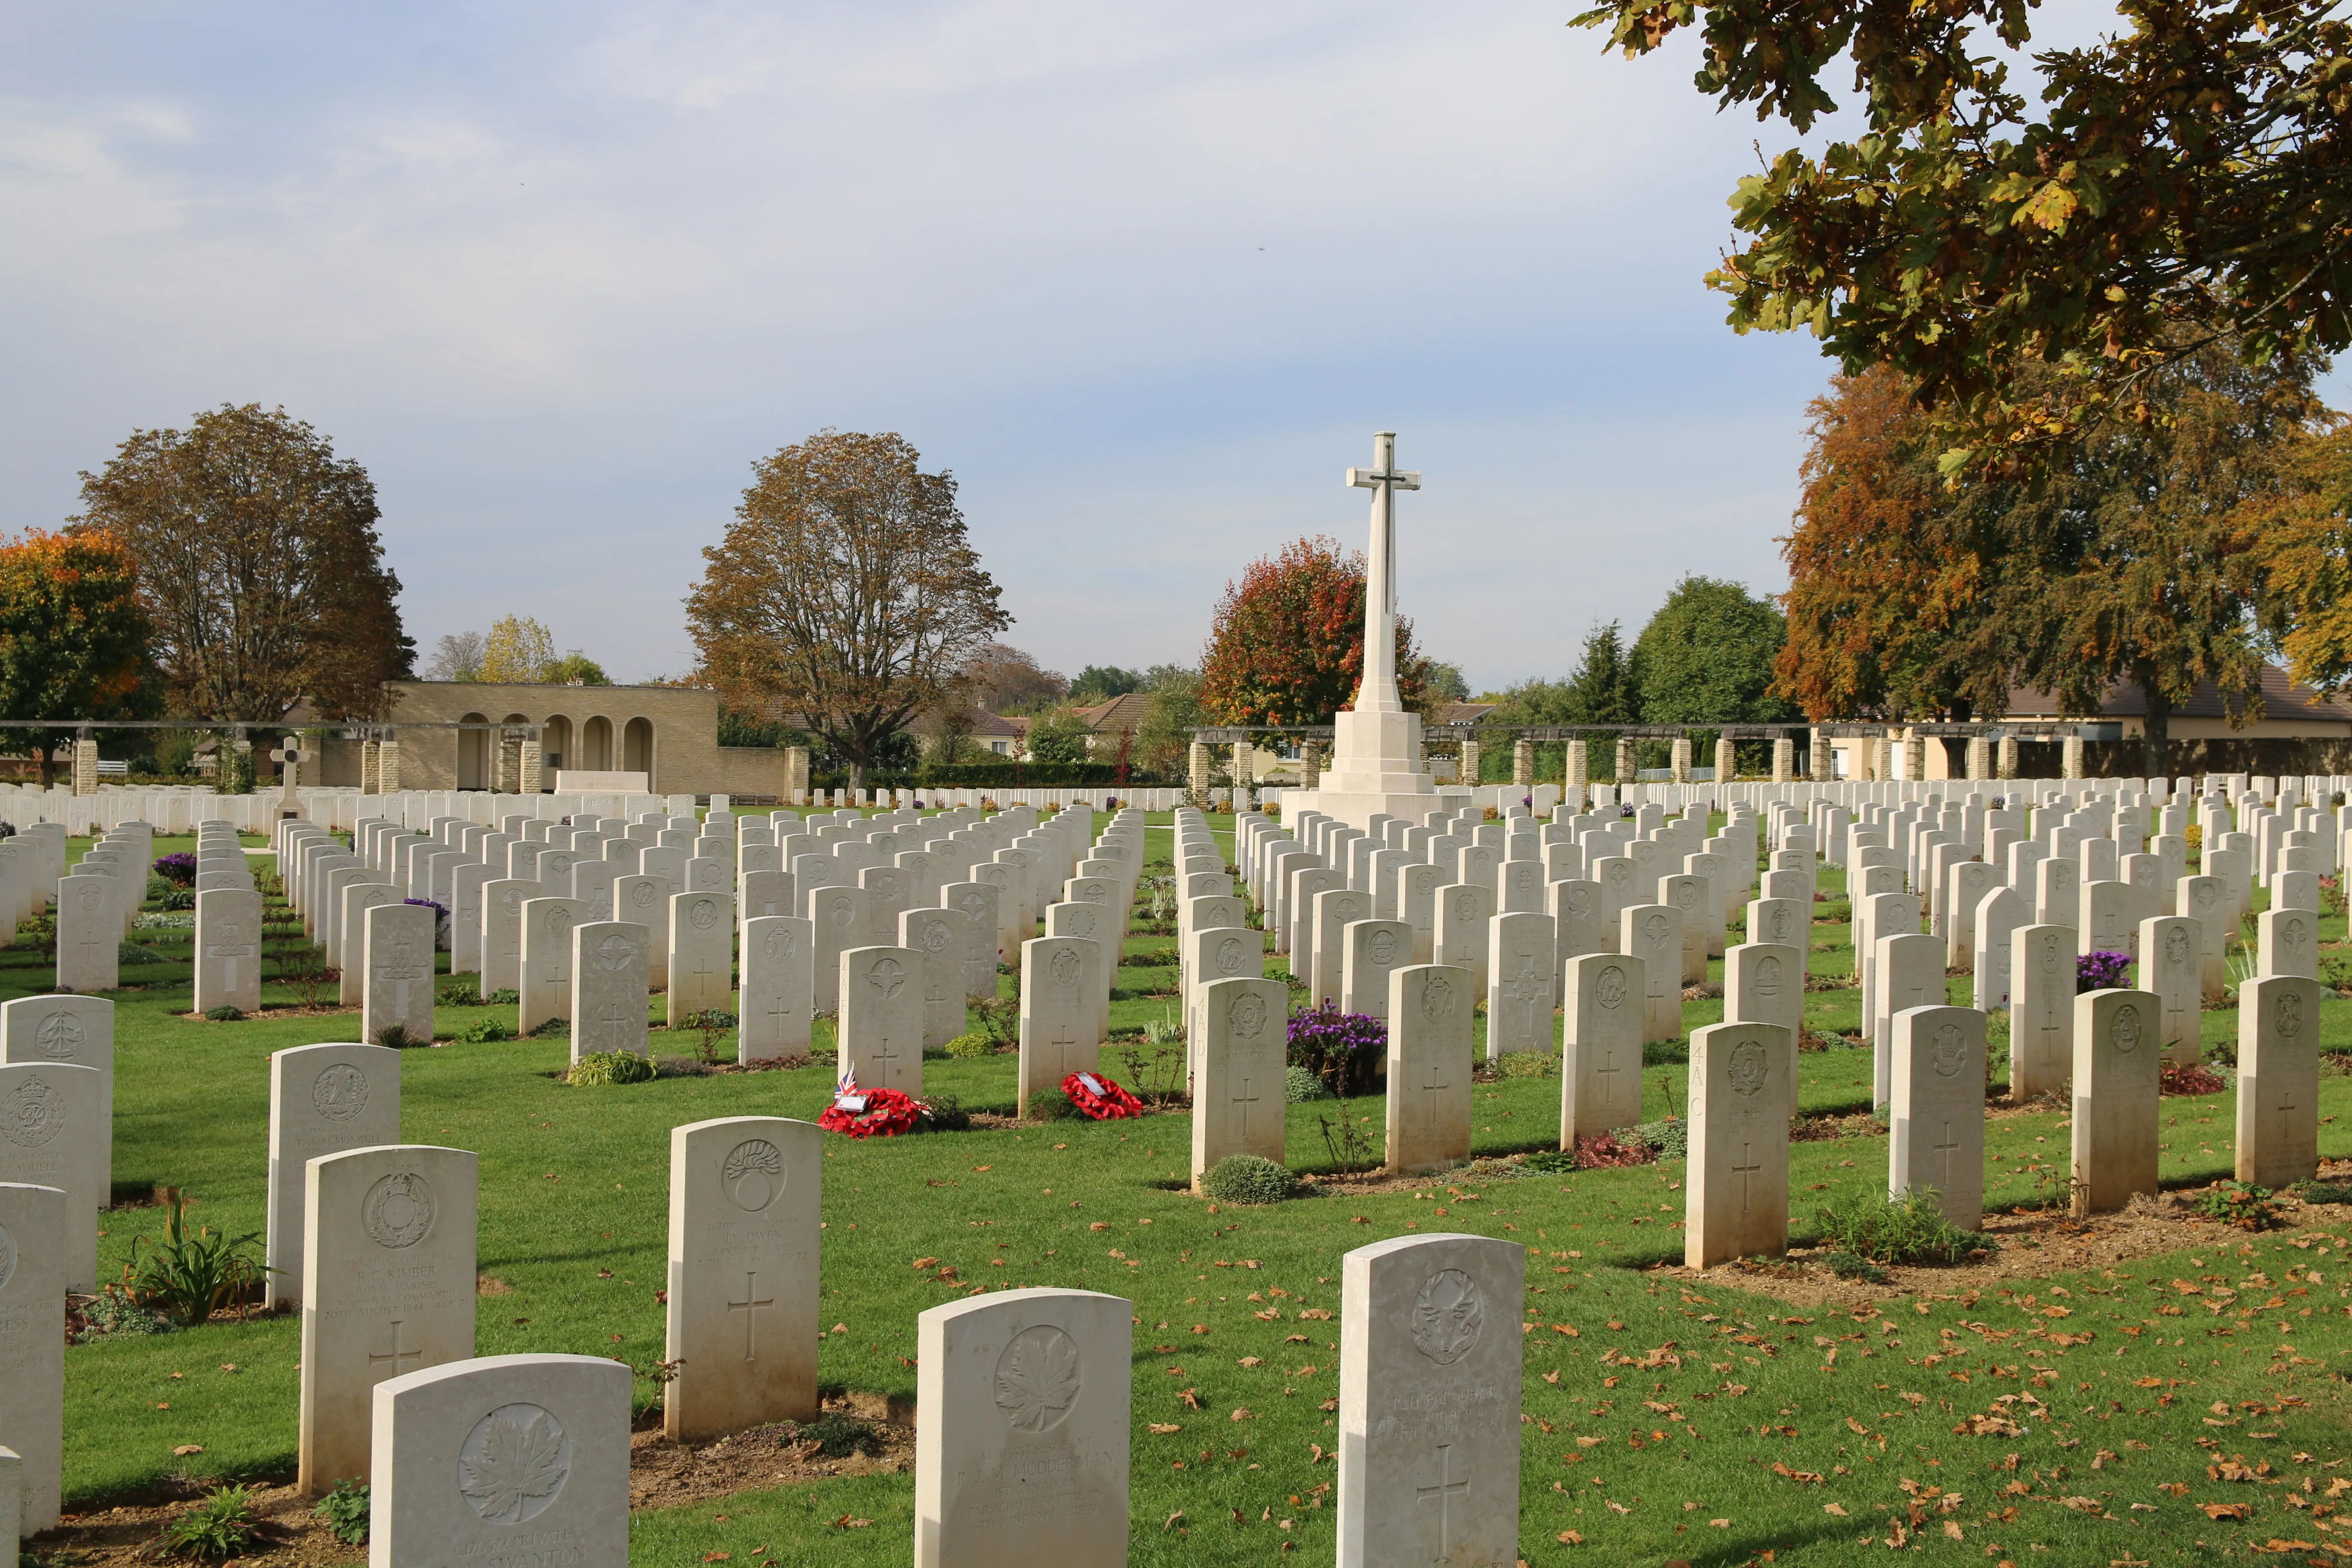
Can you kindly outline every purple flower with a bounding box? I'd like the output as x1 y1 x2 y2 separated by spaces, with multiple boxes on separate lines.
152 853 197 885
2078 950 2133 993
404 897 450 919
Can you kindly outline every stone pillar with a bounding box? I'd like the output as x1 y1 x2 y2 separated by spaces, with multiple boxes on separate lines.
2062 732 2086 780
377 738 401 794
1188 741 1212 806
1512 737 1534 787
70 737 97 796
1997 734 2019 779
1614 735 1637 785
1771 736 1794 783
1459 739 1480 786
1565 739 1589 801
1809 726 1831 783
1233 741 1254 792
1301 740 1322 782
1900 727 1926 782
1714 735 1736 784
518 739 544 795
359 742 380 796
783 745 810 803
496 735 522 793
1966 735 1991 781
1669 735 1691 783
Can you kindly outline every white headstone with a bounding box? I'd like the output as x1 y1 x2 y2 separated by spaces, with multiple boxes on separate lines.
839 946 925 1097
667 892 735 1025
477 879 537 1000
738 916 815 1061
53 875 115 992
1341 918 1413 1021
808 886 872 1013
664 1116 821 1440
2008 923 2076 1101
0 1182 64 1534
0 995 112 1219
1385 965 1473 1175
1335 1233 1523 1568
569 922 650 1060
1017 937 1101 1112
1560 952 1642 1144
1724 942 1803 1042
913 1288 1131 1568
364 902 437 1048
2070 988 2161 1214
1685 1021 1794 1266
1483 912 1556 1059
1190 977 1289 1184
194 886 263 1014
901 907 968 1049
0 1064 104 1294
1620 904 1683 1044
1888 1005 1986 1230
2259 907 2319 980
2236 975 2321 1190
266 1044 401 1311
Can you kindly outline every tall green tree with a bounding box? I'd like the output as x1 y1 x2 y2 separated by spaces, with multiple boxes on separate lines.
686 430 1011 790
1632 579 1796 725
73 404 411 720
1573 0 2352 469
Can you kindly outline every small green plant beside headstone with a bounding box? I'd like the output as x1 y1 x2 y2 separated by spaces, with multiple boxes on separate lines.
568 1050 656 1086
1199 1155 1300 1205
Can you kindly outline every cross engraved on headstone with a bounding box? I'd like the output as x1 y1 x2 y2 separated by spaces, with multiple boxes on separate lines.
1934 1121 1960 1188
1595 1045 1620 1095
1732 1144 1762 1216
601 999 630 1032
727 1270 774 1361
766 992 793 1033
1414 1443 1469 1563
2280 1083 2300 1153
1419 1054 1450 1132
1231 1073 1260 1140
869 1033 903 1078
368 1318 424 1378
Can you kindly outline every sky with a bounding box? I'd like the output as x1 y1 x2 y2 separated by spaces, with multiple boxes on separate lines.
0 1 2093 693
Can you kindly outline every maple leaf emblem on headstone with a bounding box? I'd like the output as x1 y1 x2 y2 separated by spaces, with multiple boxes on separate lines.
459 1405 570 1522
994 1325 1082 1432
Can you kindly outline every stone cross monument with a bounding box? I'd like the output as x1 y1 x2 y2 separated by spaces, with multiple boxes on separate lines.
1304 432 1443 832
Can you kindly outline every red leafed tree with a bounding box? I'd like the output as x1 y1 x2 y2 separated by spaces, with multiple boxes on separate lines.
1197 535 1433 726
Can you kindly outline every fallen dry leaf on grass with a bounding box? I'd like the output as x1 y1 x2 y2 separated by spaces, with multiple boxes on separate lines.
1824 1503 1848 1516
1149 1423 1182 1435
2200 1503 2250 1521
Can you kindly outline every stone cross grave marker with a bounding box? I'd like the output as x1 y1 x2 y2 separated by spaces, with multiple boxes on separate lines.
665 1116 821 1441
1191 977 1289 1183
1686 1021 1794 1267
1386 965 1473 1175
1562 952 1642 1144
840 946 925 1097
1483 912 1556 1059
2070 987 2162 1215
194 887 263 1015
266 1044 400 1312
570 922 650 1061
667 892 734 1026
739 916 815 1062
1017 937 1101 1112
1335 1232 1523 1568
369 1353 628 1568
299 1144 477 1496
2237 975 2321 1190
913 1287 1130 1568
1888 1005 1986 1230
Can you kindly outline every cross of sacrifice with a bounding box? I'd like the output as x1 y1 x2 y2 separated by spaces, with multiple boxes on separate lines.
368 1318 424 1378
1933 1120 1961 1187
728 1270 775 1360
1731 1143 1763 1216
1414 1444 1470 1562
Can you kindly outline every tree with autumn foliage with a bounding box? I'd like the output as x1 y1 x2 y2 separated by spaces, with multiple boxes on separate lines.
1197 535 1436 727
0 529 158 782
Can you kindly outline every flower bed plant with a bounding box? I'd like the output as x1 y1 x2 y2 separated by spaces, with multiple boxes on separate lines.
1286 1002 1386 1097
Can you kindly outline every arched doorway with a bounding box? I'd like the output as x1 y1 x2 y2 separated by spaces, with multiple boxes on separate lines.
457 713 490 790
542 715 574 781
623 717 653 778
582 715 614 771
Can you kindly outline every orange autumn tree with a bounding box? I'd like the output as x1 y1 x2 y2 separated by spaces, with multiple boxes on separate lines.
1197 535 1435 726
1775 365 2012 721
0 529 157 781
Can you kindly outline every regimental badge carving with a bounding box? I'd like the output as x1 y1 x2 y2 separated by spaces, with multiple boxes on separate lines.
1369 928 1398 966
1567 888 1593 917
631 882 657 910
1675 882 1697 910
459 1402 571 1524
364 1171 435 1248
1066 909 1096 938
1644 912 1670 949
2283 916 2309 954
1409 1268 1485 1365
1216 937 1246 976
2279 990 2306 1040
689 898 718 931
1050 948 1081 989
502 888 527 916
2165 926 2192 966
545 906 573 940
2039 935 2063 974
36 1010 84 1060
594 931 636 973
1420 972 1456 1024
1595 965 1626 1011
312 1063 370 1121
921 920 952 954
1228 992 1267 1040
723 1138 784 1212
1769 908 1793 943
829 897 856 928
1728 1038 1769 1098
867 957 907 1001
1452 891 1478 921
1930 1021 1967 1078
1755 956 1782 999
960 892 986 919
2110 1004 2144 1054
3 1075 64 1146
0 1218 14 1292
763 926 794 961
995 1324 1081 1432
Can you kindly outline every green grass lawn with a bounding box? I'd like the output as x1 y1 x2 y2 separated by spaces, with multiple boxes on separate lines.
31 809 2352 1565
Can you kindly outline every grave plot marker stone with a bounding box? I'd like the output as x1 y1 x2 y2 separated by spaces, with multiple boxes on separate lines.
1724 943 1803 1042
614 875 671 989
1017 937 1101 1111
1483 912 1556 1059
1190 977 1289 1184
1685 1021 1795 1267
1620 903 1684 1044
1341 918 1413 1021
1973 886 2026 1011
368 1353 629 1568
665 1116 821 1440
514 899 581 1038
1746 897 1804 949
2237 975 2321 1190
1561 953 1642 1144
808 886 871 1014
2009 924 2076 1102
913 1288 1130 1568
1888 1005 1986 1230
941 884 1002 999
2177 875 2230 1002
0 1182 64 1534
0 996 112 1225
901 908 966 1049
477 879 537 1000
300 1144 478 1496
668 892 735 1026
1385 965 1474 1175
738 916 815 1062
2259 907 2320 980
52 876 115 992
2070 988 2162 1215
1658 873 1710 983
266 1044 401 1312
1430 882 1494 993
570 922 650 1061
2139 915 2203 1063
194 887 263 1015
1871 933 1947 1105
839 946 925 1097
1335 1232 1524 1568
